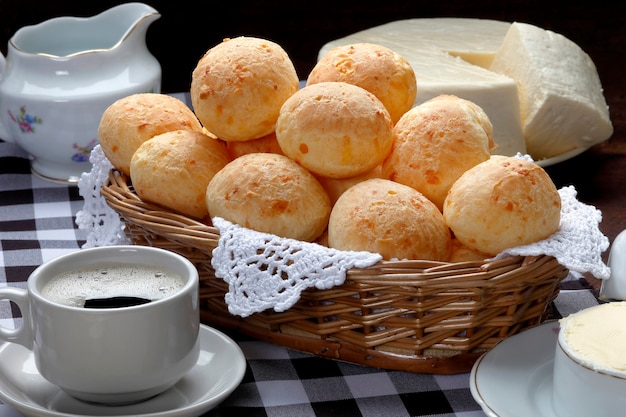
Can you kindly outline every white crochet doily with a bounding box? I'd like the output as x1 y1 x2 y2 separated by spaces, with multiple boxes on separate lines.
77 147 610 317
496 185 609 279
211 217 382 317
76 145 130 248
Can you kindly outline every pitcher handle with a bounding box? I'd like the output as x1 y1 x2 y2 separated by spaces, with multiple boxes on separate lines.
0 287 33 349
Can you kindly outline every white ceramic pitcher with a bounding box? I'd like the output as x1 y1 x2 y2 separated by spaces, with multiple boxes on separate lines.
0 2 162 183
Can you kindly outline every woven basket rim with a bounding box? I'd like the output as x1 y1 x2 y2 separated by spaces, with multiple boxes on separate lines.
101 168 569 374
101 169 555 275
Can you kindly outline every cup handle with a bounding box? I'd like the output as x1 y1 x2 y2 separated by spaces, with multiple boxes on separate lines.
0 287 33 349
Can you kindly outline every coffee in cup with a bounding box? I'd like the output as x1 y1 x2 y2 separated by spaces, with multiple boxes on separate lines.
41 263 185 308
0 245 200 405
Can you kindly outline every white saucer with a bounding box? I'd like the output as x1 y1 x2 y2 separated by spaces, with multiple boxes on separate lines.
470 321 561 417
0 324 246 417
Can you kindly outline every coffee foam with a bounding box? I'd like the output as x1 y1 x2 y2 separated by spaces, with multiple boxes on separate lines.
41 263 185 308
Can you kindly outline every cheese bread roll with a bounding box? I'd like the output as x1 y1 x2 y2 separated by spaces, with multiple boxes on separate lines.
276 81 393 179
98 93 203 176
191 36 299 142
316 165 384 206
308 42 417 123
449 238 489 263
383 95 495 211
443 155 561 256
206 153 331 242
130 130 230 219
226 131 284 160
328 178 451 261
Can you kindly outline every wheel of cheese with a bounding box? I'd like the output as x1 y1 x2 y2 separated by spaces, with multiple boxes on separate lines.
308 42 417 123
98 93 203 176
328 178 451 261
320 18 613 161
443 155 561 256
130 130 230 219
191 36 299 142
206 153 331 242
276 81 394 179
382 95 495 211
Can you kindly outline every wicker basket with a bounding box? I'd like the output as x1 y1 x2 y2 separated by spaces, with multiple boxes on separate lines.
101 169 569 374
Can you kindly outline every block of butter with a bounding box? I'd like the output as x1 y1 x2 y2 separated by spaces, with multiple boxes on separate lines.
318 18 613 162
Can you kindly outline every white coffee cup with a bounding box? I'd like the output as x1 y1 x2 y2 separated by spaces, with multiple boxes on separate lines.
0 245 200 405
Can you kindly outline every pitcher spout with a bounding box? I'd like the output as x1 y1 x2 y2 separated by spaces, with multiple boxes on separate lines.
110 3 161 51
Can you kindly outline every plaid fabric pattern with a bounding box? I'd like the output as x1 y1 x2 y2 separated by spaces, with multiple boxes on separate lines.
0 126 599 416
1 141 88 334
213 336 486 417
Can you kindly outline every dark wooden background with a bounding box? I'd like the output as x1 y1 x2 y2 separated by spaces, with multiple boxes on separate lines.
1 0 623 95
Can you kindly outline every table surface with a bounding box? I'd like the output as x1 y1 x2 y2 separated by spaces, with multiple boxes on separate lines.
1 68 623 416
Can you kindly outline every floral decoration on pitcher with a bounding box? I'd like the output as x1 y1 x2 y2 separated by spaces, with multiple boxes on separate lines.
8 106 42 133
72 139 98 162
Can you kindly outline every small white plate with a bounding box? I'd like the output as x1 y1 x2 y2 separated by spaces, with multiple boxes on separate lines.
534 147 588 167
470 321 561 417
0 324 246 417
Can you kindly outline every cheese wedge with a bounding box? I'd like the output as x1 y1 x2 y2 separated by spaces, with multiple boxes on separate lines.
489 22 613 160
318 18 526 157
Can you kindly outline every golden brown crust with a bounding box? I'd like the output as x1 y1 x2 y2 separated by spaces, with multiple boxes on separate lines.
191 36 299 142
328 178 451 261
130 130 230 219
308 43 417 124
449 238 489 263
205 153 331 242
226 131 284 160
316 164 384 206
98 93 203 176
443 155 561 256
276 81 394 179
383 95 495 211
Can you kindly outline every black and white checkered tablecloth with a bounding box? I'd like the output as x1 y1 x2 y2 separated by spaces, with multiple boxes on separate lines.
0 129 600 416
